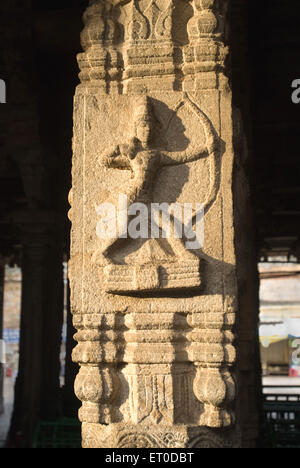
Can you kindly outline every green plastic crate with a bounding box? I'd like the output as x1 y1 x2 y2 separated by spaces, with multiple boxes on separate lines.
33 418 81 449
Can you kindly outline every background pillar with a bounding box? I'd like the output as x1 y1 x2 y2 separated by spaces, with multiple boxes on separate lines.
62 280 80 418
9 212 64 447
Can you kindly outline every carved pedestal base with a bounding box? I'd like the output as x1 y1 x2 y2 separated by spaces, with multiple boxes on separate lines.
105 260 202 293
82 423 239 449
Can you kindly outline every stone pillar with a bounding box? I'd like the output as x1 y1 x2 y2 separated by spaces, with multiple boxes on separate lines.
62 279 80 418
70 0 242 448
9 212 63 447
40 226 64 421
0 259 4 416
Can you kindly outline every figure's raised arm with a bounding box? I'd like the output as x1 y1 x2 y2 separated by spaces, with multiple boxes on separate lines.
100 145 121 167
160 144 210 166
100 141 135 170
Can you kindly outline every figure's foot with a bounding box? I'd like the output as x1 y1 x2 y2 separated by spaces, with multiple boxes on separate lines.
182 250 200 262
91 250 113 267
168 238 200 263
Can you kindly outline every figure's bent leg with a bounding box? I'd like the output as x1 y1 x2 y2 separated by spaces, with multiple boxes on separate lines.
168 235 199 261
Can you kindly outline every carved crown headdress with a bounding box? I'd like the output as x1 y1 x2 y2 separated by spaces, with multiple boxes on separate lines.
134 96 154 125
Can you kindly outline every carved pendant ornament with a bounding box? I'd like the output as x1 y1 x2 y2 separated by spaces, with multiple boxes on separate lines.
71 0 237 449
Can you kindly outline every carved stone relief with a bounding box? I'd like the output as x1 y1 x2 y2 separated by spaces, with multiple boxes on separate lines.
90 92 220 294
71 0 238 449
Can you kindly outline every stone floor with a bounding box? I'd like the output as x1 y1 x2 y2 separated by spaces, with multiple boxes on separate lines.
0 378 14 447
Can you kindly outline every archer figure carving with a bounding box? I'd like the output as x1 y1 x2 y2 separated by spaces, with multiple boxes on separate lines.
93 93 219 266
